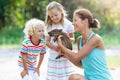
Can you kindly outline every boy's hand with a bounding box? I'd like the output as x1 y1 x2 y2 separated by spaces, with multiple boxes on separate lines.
35 68 40 76
21 69 28 78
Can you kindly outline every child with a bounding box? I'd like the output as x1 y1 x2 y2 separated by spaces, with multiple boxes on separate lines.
45 1 75 80
57 8 113 80
18 18 46 80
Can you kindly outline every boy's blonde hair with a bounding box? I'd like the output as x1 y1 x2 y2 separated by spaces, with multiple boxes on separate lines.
23 18 44 38
45 1 67 28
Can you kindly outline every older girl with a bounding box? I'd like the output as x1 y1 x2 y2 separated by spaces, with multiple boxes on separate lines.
45 1 75 80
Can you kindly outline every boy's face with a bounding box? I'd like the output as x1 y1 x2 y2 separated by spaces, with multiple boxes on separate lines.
48 9 62 24
33 25 44 40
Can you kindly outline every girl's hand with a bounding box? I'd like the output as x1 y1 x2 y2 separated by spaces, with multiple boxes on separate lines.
54 46 60 52
35 68 40 76
21 69 28 78
57 35 63 46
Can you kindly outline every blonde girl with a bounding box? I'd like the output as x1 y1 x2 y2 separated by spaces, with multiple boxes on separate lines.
45 1 75 80
18 18 46 80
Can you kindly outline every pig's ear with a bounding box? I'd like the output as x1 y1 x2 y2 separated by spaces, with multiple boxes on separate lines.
48 32 50 35
48 31 51 36
53 37 57 42
59 29 62 32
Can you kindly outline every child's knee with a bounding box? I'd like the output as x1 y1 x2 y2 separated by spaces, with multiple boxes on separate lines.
69 74 79 80
69 74 87 80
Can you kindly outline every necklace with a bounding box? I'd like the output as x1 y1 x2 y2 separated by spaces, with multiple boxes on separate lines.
82 32 94 45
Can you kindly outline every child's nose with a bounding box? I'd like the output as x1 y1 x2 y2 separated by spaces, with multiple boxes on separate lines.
72 22 75 25
53 16 57 19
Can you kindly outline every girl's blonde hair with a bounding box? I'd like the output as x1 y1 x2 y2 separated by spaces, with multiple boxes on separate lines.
23 18 44 38
45 1 67 28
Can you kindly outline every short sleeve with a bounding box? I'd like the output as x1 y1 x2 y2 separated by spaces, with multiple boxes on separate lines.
40 45 46 55
68 23 74 33
45 26 52 37
64 19 74 34
20 40 28 54
40 39 46 55
44 27 49 36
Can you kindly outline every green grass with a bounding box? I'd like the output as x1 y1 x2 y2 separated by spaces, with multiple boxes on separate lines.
102 35 120 48
0 27 24 48
107 56 120 69
0 44 21 49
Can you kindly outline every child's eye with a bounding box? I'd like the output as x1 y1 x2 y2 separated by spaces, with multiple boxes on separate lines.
73 19 76 22
49 16 53 18
38 30 44 32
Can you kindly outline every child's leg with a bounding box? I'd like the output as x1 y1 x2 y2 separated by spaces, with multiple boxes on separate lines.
29 71 39 80
69 74 87 80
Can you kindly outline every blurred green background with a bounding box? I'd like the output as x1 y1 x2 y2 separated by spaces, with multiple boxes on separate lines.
0 0 120 47
0 0 120 68
0 0 120 48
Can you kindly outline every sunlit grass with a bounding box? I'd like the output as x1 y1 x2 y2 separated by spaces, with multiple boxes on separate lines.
0 27 24 48
107 56 120 69
0 44 21 49
102 35 120 48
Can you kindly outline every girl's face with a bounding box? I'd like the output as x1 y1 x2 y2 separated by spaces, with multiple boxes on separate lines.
72 14 84 32
33 26 44 40
48 9 62 24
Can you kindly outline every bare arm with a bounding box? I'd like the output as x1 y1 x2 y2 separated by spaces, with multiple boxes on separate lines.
68 32 74 43
21 53 28 70
35 54 45 75
36 54 44 69
46 36 60 52
76 36 81 50
76 36 82 67
21 53 28 78
58 35 102 67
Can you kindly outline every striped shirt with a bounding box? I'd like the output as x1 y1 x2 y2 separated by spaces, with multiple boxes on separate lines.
18 37 46 70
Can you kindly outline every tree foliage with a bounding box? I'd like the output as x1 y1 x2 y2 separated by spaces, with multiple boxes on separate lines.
0 0 120 33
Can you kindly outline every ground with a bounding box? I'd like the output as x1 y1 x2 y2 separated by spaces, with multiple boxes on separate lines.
0 48 120 80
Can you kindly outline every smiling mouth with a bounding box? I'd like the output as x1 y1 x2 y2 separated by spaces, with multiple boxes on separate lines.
39 35 43 36
54 19 59 21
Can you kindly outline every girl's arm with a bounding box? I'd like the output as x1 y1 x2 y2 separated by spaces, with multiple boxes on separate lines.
46 36 60 52
57 35 100 66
